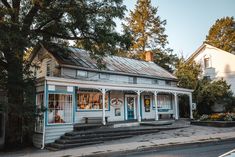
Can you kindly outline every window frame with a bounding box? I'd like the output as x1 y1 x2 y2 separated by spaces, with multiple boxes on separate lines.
47 93 73 125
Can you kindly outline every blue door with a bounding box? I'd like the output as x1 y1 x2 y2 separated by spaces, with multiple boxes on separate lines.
127 96 135 120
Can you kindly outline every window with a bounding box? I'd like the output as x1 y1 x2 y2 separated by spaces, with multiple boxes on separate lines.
153 95 172 110
165 80 171 86
46 60 52 76
204 58 210 68
77 92 108 110
77 70 88 77
35 93 44 132
129 77 137 84
99 73 110 80
152 79 159 84
48 94 73 124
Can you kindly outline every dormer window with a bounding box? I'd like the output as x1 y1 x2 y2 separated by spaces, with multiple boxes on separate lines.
99 73 110 80
77 70 88 77
204 58 210 68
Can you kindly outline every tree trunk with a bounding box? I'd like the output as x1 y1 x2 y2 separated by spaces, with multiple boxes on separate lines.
5 50 24 147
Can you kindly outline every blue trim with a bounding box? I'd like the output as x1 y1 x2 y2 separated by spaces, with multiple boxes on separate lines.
124 93 126 121
140 94 142 118
73 87 77 123
48 90 74 94
45 86 74 126
45 84 48 127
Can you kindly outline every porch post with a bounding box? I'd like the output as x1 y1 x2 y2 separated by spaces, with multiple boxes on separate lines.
102 88 106 125
174 93 179 120
154 91 159 121
137 90 141 122
189 93 193 119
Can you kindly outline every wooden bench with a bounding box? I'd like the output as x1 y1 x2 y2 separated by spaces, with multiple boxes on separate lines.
83 116 109 124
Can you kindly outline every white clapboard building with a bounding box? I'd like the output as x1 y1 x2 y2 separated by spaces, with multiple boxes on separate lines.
31 43 193 148
187 43 235 94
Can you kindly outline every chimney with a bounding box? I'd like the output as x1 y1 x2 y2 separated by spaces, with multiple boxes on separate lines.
145 51 153 62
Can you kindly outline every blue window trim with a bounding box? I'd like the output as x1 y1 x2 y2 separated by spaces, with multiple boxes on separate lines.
76 91 111 112
45 87 75 127
140 94 142 118
124 93 126 121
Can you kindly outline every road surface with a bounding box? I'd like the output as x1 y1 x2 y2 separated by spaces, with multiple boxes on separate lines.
114 140 235 157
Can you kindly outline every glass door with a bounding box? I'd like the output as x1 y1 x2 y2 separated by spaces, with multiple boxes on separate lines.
126 96 136 120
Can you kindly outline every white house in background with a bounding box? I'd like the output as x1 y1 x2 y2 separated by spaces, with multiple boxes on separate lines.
31 43 193 149
187 43 235 94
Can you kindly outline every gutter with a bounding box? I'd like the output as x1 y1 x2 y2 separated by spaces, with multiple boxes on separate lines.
41 79 47 149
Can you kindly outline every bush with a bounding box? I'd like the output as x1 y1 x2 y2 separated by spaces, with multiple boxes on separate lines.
198 113 235 121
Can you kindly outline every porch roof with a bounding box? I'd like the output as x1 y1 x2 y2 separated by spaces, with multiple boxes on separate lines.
44 77 193 95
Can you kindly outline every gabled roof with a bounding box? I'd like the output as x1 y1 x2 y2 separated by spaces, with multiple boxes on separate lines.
41 43 177 80
187 43 233 62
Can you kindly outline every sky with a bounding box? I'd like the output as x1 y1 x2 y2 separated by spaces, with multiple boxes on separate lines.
117 0 235 58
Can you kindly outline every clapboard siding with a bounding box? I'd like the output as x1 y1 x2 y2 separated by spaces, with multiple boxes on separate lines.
45 125 73 144
33 133 43 148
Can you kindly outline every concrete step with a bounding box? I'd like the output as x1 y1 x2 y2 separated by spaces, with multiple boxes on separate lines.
46 140 103 150
60 129 159 141
65 126 159 137
56 134 134 144
73 123 113 131
140 120 174 126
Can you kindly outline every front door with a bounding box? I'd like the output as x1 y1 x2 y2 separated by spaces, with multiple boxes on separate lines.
126 96 136 120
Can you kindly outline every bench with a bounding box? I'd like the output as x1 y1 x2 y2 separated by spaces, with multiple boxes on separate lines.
83 116 109 124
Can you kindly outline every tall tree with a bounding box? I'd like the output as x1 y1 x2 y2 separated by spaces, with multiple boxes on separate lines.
124 0 178 72
0 0 126 146
175 58 201 90
175 58 201 117
206 16 235 53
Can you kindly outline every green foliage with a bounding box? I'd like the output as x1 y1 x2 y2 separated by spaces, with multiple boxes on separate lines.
194 79 234 115
123 0 177 72
206 16 235 53
0 0 126 147
175 58 201 89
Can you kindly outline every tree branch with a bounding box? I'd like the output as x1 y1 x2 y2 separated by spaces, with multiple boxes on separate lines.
1 0 11 8
22 4 40 32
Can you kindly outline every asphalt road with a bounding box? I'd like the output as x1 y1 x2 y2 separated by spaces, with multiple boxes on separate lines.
113 140 235 157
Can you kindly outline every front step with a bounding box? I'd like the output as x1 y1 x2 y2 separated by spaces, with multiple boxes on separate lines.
46 126 160 150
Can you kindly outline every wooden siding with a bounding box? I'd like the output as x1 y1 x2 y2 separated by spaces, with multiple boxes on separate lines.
44 125 73 144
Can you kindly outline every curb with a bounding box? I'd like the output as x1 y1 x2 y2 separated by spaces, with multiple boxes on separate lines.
83 137 235 157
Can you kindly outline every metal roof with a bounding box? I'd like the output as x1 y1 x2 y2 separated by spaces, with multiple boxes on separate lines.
43 43 177 80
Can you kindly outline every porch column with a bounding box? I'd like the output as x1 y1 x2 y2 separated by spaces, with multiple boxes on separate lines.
102 88 106 125
137 90 141 122
154 91 159 121
174 93 179 120
189 93 193 119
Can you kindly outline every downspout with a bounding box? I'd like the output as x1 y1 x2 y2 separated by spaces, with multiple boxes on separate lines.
41 79 47 149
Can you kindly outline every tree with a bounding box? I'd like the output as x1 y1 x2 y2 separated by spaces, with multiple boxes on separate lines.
175 58 201 117
195 79 234 115
123 0 177 72
0 0 126 146
175 58 201 89
206 16 235 53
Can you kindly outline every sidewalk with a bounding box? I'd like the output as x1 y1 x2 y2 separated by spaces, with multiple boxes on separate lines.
1 121 235 157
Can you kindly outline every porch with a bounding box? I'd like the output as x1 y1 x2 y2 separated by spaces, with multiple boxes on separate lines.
34 76 194 148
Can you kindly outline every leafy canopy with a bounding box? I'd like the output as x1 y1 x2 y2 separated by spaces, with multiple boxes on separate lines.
206 16 235 53
0 0 126 146
175 58 201 89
